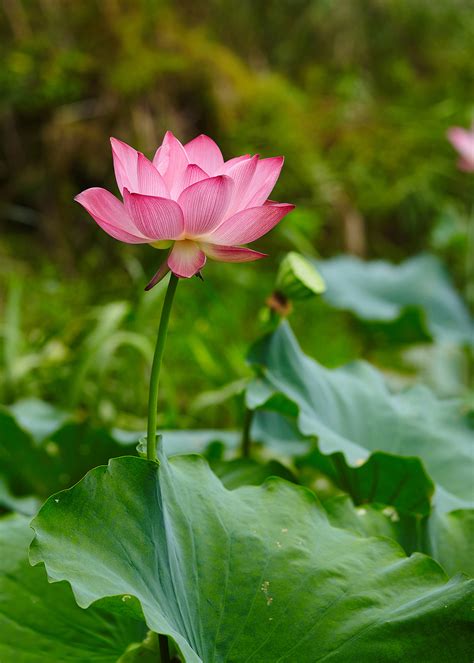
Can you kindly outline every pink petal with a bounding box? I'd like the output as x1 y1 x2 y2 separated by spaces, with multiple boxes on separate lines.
459 157 474 172
224 155 259 216
94 220 147 244
137 153 170 197
243 156 284 208
206 203 294 246
201 243 266 263
179 164 209 192
447 128 474 158
75 187 148 243
168 240 206 278
184 134 224 175
219 155 251 173
110 137 139 195
447 127 474 171
124 190 184 240
153 144 165 170
153 131 189 197
178 175 233 236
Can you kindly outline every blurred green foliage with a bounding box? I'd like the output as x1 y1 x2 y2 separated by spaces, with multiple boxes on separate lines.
0 0 473 427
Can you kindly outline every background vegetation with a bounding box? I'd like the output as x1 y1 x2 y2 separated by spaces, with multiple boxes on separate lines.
1 0 473 430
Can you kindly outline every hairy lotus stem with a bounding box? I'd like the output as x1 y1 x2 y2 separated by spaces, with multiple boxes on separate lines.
146 273 179 663
147 273 179 462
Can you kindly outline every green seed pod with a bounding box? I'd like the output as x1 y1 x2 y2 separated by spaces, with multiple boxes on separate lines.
275 252 326 301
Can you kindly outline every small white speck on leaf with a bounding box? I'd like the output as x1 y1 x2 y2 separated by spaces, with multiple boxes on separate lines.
261 580 273 606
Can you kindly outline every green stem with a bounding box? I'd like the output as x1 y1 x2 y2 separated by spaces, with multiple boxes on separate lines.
147 274 178 661
158 633 171 663
146 273 179 463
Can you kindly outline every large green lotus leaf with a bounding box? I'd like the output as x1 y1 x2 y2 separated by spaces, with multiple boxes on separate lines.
252 410 312 457
324 495 410 543
31 454 473 663
0 399 238 511
252 410 436 515
162 429 239 455
253 411 472 575
324 495 474 577
9 398 239 456
0 402 136 505
9 399 72 443
423 508 474 578
210 457 297 490
0 476 40 516
0 513 147 662
247 322 474 514
315 253 473 345
298 445 436 516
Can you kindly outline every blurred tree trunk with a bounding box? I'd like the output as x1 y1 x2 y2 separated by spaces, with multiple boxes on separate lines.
341 203 367 257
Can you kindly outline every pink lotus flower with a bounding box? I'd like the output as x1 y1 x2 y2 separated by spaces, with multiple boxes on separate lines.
75 132 294 286
447 124 474 172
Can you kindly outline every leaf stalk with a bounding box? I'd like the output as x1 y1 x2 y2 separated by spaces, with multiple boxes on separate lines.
146 273 179 462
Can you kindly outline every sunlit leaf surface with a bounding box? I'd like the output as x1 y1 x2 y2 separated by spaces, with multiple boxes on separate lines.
31 453 473 662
